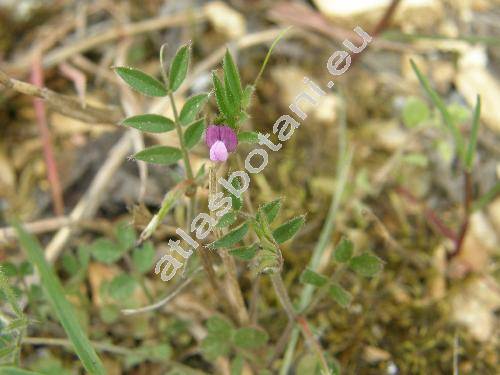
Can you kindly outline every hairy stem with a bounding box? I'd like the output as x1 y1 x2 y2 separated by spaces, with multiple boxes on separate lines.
168 92 194 181
271 273 330 374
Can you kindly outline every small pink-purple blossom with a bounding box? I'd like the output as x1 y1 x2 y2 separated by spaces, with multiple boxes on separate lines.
205 125 237 162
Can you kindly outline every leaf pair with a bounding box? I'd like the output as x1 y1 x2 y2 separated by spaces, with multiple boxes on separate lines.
201 316 269 361
114 43 190 96
212 50 251 128
300 269 352 308
300 238 384 308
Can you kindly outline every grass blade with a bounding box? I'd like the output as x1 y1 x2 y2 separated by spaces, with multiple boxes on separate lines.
410 59 465 161
13 223 106 375
465 95 481 172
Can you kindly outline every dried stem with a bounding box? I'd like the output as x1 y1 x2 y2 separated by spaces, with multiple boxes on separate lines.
270 274 330 374
0 69 122 124
168 92 194 181
4 11 207 75
209 165 250 325
122 267 202 315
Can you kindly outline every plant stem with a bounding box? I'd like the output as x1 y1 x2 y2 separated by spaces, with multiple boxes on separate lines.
168 92 194 181
281 95 351 375
449 171 473 259
270 274 330 374
209 165 249 325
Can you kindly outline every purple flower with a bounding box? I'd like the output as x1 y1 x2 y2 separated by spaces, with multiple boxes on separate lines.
205 125 237 162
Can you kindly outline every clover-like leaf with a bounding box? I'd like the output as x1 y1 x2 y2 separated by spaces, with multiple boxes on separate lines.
108 274 137 300
132 242 155 274
89 238 125 264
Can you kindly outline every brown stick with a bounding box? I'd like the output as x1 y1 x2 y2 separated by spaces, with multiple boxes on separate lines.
3 11 206 75
351 0 402 66
395 186 458 242
0 69 122 124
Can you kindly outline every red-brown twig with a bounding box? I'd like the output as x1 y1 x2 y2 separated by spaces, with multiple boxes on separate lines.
448 171 473 259
351 0 402 66
31 53 64 216
394 186 457 242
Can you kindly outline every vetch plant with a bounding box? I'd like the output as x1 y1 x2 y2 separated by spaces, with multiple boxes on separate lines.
111 25 376 373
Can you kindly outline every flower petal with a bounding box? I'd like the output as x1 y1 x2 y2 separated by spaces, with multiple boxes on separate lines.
210 140 228 162
205 125 221 147
219 126 238 152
